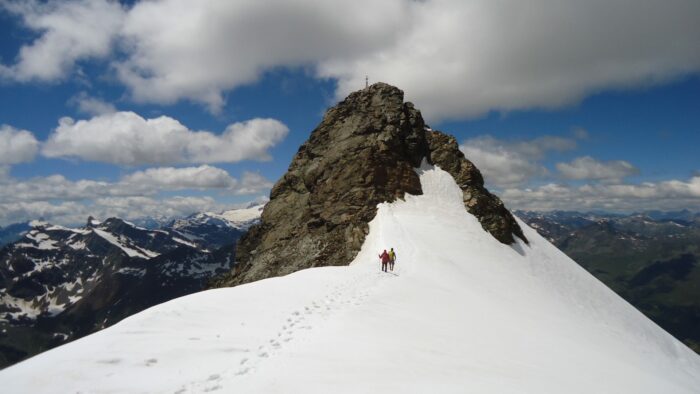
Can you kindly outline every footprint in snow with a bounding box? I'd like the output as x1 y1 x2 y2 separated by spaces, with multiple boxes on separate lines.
96 358 121 365
221 347 248 353
236 367 250 376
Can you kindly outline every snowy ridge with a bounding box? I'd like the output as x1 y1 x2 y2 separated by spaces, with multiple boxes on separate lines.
93 229 159 259
170 204 263 234
1 164 698 393
220 204 265 229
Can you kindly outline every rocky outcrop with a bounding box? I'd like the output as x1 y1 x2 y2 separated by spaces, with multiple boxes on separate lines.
213 83 526 288
426 130 526 244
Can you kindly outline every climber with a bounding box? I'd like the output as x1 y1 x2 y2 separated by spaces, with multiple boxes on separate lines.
379 249 390 272
389 248 396 271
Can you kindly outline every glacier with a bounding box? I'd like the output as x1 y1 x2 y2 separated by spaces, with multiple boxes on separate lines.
1 164 699 393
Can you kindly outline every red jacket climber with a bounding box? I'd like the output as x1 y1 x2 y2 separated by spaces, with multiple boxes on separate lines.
379 250 390 272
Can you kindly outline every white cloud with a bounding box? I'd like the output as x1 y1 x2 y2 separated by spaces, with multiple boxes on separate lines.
235 172 274 196
0 165 271 204
121 165 237 190
0 124 39 164
119 0 700 119
322 0 700 121
120 0 700 117
69 92 117 115
459 135 577 187
0 200 86 225
116 0 407 112
41 112 289 165
556 156 639 182
7 1 698 118
503 177 700 212
0 174 116 203
90 196 224 222
0 0 125 82
0 196 225 226
0 165 276 225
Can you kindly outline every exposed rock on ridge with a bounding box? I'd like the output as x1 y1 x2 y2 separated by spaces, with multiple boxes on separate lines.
213 83 526 287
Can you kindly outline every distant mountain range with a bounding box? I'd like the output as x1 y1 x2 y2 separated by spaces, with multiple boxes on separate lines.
0 204 263 368
516 210 700 353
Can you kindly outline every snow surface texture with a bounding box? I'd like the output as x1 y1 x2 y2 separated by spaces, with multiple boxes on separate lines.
2 164 699 393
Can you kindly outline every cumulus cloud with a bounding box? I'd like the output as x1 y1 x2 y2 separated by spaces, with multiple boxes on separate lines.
121 165 237 190
69 92 117 115
0 174 116 203
0 0 125 82
0 200 86 225
41 112 289 165
115 0 407 112
556 156 639 182
0 124 39 164
120 0 700 118
90 196 223 222
503 176 700 212
121 0 700 118
0 165 271 204
459 135 577 187
0 196 224 226
6 1 699 118
0 165 276 225
235 172 274 196
322 0 700 120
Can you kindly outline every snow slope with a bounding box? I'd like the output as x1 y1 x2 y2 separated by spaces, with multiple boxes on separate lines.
2 164 699 393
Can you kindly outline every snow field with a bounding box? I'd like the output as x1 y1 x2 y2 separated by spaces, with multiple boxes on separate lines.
1 163 699 393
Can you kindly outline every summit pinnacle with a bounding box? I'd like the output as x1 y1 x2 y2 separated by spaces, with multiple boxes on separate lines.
213 83 526 287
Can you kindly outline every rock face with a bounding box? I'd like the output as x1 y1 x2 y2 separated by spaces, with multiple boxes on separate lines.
213 83 526 287
425 130 527 244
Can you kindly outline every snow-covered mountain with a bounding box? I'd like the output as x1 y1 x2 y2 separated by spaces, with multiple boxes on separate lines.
166 203 264 250
2 164 698 392
220 203 265 229
0 205 262 368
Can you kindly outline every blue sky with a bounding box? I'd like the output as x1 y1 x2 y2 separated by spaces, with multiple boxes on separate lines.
0 0 699 225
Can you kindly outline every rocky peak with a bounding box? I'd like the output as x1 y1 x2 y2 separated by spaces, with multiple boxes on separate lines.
212 83 526 287
85 216 100 228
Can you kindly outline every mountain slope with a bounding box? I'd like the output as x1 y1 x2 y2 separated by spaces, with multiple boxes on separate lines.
517 210 700 353
216 83 524 287
0 209 256 368
2 164 698 393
